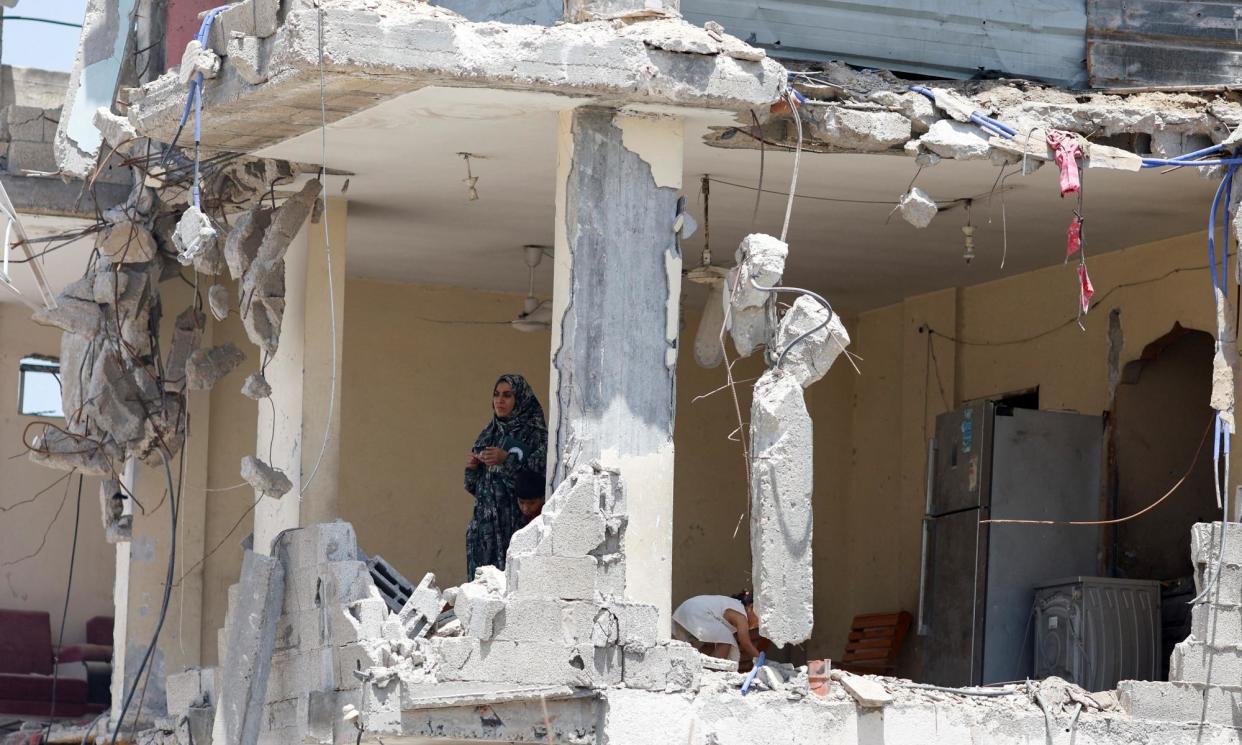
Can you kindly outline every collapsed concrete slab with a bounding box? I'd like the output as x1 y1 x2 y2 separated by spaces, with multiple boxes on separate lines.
126 3 786 153
749 368 814 647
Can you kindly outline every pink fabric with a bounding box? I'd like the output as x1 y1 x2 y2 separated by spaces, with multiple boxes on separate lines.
1077 263 1094 314
1046 130 1082 197
1066 216 1083 259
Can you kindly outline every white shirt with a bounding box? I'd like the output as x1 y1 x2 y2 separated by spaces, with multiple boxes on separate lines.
672 595 746 647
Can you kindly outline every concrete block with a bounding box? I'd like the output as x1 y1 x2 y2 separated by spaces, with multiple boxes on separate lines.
6 106 55 142
275 522 359 569
218 551 285 745
622 642 701 692
607 602 659 650
898 186 938 229
596 553 626 600
507 555 599 600
749 368 814 647
810 104 911 152
206 0 280 53
330 597 387 645
730 233 787 310
1170 639 1242 684
549 507 607 557
1191 602 1242 647
773 295 851 388
1192 522 1242 566
1118 679 1242 727
283 560 372 613
492 598 600 644
265 647 335 703
397 573 443 637
263 696 304 733
177 706 214 745
835 671 892 707
166 667 215 714
335 642 385 687
7 140 58 173
436 639 621 687
274 607 329 652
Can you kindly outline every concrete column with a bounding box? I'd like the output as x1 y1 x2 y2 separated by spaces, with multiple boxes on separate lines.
548 107 684 637
109 277 213 727
253 197 347 554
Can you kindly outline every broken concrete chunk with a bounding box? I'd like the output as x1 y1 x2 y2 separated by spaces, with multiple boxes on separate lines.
217 551 284 745
727 302 770 359
98 221 158 264
257 180 319 265
832 671 892 707
84 350 147 443
91 107 138 152
898 186 938 229
397 573 444 638
32 298 102 337
241 455 292 498
226 35 267 85
173 206 218 266
98 479 132 543
749 368 814 646
240 371 271 400
186 343 245 390
928 87 976 124
92 269 129 304
178 40 220 86
774 295 851 388
208 283 229 321
166 307 205 385
920 119 992 161
1211 288 1236 430
223 206 272 280
30 427 114 476
730 233 788 310
811 104 911 152
204 0 279 53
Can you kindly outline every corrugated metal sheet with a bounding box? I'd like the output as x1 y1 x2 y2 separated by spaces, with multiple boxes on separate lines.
680 0 1088 87
1087 0 1242 88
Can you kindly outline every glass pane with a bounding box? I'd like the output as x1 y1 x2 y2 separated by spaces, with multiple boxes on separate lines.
19 356 63 418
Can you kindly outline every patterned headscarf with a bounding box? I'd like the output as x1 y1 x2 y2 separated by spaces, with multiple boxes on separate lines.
472 374 547 458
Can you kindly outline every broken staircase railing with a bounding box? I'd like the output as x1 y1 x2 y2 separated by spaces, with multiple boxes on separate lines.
0 179 56 309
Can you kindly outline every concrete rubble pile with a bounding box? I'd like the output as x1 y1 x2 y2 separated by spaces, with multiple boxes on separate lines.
1119 522 1242 727
723 233 851 647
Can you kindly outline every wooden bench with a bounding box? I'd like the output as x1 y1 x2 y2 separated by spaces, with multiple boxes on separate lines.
839 611 912 676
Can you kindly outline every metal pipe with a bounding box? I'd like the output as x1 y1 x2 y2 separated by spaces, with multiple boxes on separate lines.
917 437 936 636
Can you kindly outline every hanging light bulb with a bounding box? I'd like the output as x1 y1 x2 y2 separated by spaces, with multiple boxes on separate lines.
961 199 975 265
458 152 480 201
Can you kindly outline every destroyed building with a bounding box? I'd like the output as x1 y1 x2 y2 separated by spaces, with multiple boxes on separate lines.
5 0 1242 743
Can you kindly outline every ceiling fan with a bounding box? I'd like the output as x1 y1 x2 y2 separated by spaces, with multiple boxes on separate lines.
512 244 553 332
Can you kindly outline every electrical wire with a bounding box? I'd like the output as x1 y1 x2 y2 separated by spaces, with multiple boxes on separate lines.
2 16 83 28
43 474 83 740
300 0 339 497
780 90 803 243
982 417 1212 526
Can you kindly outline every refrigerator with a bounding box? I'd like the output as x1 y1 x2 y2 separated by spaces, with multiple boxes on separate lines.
917 401 1103 687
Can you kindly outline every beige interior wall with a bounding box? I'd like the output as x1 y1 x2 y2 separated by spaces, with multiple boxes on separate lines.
833 229 1218 676
0 303 112 645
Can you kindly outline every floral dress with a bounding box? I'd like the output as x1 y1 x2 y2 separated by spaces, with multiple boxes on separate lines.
464 374 547 578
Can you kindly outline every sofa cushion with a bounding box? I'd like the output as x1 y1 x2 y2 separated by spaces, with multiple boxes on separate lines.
0 610 52 675
0 673 88 703
58 644 112 664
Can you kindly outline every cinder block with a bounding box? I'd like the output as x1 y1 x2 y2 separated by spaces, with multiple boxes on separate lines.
622 642 701 693
335 642 385 688
549 508 607 557
205 0 280 53
283 560 373 613
263 695 305 733
274 607 330 652
275 522 359 569
1191 602 1242 647
7 140 58 173
166 667 215 714
1191 523 1242 567
507 555 599 600
265 648 335 703
435 639 620 687
596 553 626 600
1194 563 1242 606
1170 640 1242 684
607 602 659 650
397 573 443 637
1118 679 1242 727
5 105 54 141
493 598 598 643
329 597 387 645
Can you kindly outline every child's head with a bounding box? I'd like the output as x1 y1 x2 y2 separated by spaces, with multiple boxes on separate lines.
514 471 546 520
732 590 759 629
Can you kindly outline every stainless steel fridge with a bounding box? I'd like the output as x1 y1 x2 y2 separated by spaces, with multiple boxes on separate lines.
917 401 1103 686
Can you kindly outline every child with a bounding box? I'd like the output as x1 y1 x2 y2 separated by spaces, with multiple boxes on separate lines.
512 469 546 524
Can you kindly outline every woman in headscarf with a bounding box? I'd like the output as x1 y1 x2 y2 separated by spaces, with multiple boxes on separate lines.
464 374 547 578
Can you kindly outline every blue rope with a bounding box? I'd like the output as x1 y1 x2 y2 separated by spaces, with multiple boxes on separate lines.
173 5 232 208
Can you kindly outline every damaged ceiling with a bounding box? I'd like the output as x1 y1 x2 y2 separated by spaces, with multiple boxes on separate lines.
254 86 1216 312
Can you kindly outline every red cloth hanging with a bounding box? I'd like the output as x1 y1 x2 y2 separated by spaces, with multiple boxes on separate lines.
1066 215 1083 258
1045 130 1082 197
1077 262 1094 314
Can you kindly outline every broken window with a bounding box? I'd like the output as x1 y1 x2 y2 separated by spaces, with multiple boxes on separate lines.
18 356 63 417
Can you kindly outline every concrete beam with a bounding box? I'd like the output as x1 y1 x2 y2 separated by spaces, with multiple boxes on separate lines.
548 107 683 637
127 5 785 153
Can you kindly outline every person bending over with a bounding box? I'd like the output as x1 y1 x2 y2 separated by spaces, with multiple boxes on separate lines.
672 591 761 662
512 470 546 525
